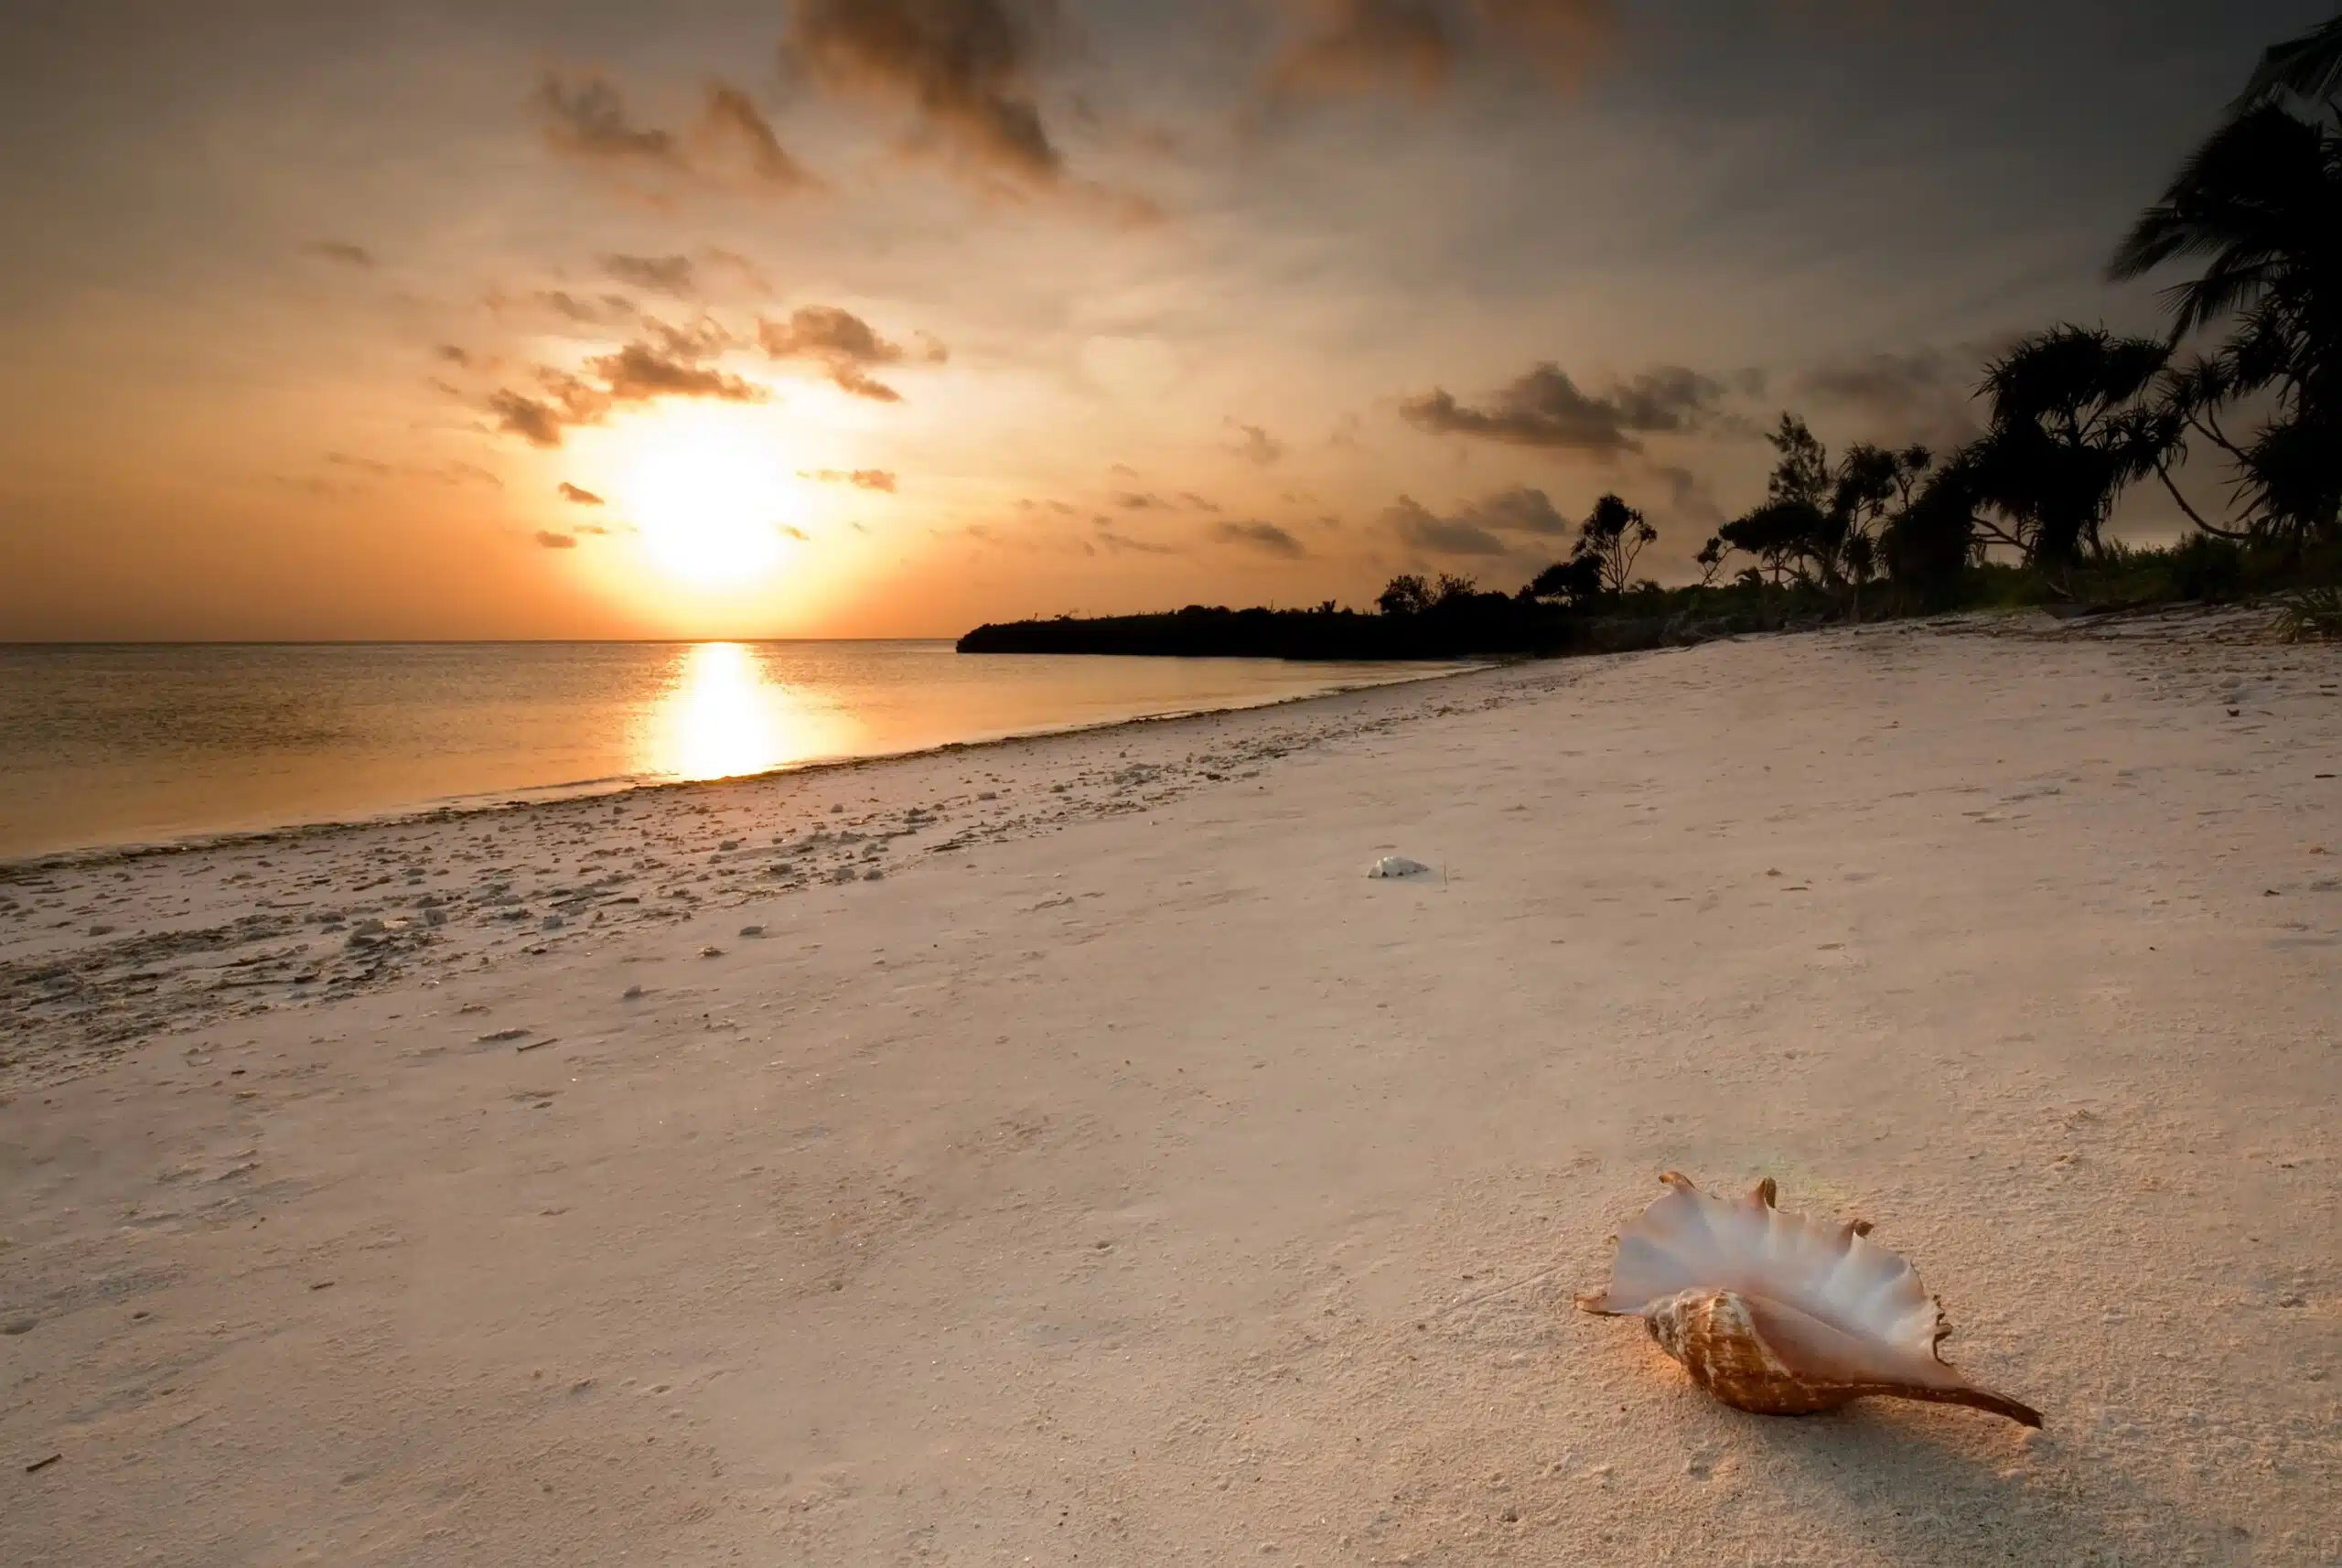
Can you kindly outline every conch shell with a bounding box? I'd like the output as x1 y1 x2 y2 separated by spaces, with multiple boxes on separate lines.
1578 1172 2041 1427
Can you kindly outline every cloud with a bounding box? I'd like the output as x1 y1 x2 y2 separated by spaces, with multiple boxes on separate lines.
304 241 375 268
648 316 737 360
1383 486 1570 555
603 253 697 297
1212 520 1309 557
759 305 928 402
700 82 823 192
1230 421 1286 466
437 344 472 367
1179 491 1219 510
779 523 811 541
801 467 899 491
558 482 605 505
1648 463 1721 526
1091 521 1179 554
787 0 1063 186
533 72 681 166
489 390 570 448
1400 361 1727 456
1793 348 1984 446
530 289 639 328
701 247 774 295
485 343 759 448
324 452 396 477
586 342 767 403
1113 490 1162 510
1269 0 1616 98
534 530 579 550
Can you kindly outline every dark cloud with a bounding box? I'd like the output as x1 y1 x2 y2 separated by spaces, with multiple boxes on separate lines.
437 344 471 367
558 482 605 505
1113 490 1162 510
1793 348 1985 446
1270 0 1616 99
1178 491 1219 510
534 530 579 550
801 467 899 492
485 342 758 448
586 342 766 404
700 82 823 193
1649 463 1721 526
1230 421 1286 466
603 253 697 297
759 306 927 402
1384 496 1507 555
304 241 374 268
489 390 570 448
1383 486 1569 555
1212 520 1308 557
1401 362 1727 456
535 72 822 200
786 0 1063 187
533 72 680 166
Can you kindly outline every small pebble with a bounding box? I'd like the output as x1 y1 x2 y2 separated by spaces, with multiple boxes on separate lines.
739 925 766 938
699 945 725 959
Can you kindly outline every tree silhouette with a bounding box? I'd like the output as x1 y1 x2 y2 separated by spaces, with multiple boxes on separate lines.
1960 328 2169 583
1574 494 1658 595
2232 10 2342 113
2110 97 2342 544
1716 415 1930 594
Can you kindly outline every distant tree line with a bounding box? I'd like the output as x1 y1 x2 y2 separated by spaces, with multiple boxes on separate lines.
965 14 2342 660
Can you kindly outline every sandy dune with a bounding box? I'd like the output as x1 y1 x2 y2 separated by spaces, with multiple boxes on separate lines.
4 614 2337 1566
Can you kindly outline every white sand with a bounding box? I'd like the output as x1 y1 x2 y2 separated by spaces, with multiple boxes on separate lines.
4 613 2337 1566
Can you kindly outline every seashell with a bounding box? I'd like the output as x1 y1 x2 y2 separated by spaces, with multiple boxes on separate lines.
1578 1171 2041 1427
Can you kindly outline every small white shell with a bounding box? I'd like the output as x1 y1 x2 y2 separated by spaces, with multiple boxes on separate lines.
1369 856 1431 878
1580 1172 2041 1427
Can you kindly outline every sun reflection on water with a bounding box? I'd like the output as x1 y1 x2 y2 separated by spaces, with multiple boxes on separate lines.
639 642 851 782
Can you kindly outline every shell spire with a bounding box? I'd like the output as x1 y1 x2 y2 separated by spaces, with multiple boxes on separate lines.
1578 1172 2041 1428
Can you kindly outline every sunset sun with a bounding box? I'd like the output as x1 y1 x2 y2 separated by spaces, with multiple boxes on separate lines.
615 407 800 587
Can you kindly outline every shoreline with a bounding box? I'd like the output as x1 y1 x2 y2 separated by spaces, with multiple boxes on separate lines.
0 659 1486 875
5 615 2337 1565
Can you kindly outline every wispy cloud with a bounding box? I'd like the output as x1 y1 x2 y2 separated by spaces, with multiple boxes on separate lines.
303 240 375 268
534 530 579 550
558 482 605 505
586 341 767 404
1212 520 1308 557
533 72 681 167
602 253 697 297
1268 0 1617 99
1230 421 1286 466
1384 485 1569 556
801 467 898 491
700 82 824 193
1401 362 1731 456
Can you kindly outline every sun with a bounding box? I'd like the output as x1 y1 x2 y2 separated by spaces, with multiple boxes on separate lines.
613 405 801 586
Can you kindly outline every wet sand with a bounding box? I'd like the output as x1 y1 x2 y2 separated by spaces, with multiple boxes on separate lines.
4 611 2338 1565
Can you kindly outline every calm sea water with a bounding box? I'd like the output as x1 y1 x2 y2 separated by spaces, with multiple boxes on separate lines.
0 642 1466 860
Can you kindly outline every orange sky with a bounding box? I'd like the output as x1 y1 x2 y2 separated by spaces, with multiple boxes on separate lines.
0 1 2315 639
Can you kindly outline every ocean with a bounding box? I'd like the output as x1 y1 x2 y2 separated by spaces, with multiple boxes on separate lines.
0 641 1466 860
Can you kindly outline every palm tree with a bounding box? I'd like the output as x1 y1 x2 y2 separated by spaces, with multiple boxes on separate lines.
2111 88 2342 542
2233 11 2342 114
1961 328 2171 585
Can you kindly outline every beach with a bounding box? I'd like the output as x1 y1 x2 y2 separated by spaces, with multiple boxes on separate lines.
3 612 2337 1565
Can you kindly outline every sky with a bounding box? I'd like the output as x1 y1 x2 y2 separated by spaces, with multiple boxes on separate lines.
0 0 2327 640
